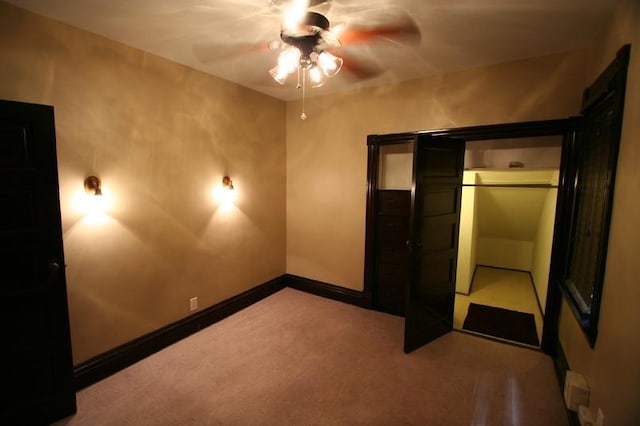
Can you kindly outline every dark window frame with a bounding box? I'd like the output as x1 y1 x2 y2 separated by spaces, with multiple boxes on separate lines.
558 44 630 347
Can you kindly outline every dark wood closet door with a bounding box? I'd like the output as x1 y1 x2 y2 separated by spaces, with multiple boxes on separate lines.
404 135 465 353
373 189 411 315
0 100 76 423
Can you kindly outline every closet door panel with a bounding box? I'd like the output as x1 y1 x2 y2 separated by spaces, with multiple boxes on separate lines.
373 189 411 315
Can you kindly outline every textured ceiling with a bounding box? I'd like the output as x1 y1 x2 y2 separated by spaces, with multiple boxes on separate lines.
5 0 619 100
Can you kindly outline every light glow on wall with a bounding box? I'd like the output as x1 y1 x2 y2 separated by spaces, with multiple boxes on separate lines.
72 185 114 224
212 177 237 211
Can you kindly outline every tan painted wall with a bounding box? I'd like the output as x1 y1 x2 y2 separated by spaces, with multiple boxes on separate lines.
286 50 588 289
0 2 286 363
558 0 640 424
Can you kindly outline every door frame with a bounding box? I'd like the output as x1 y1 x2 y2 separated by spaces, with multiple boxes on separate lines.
365 118 578 355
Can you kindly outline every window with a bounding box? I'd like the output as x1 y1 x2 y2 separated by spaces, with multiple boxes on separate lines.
559 44 630 347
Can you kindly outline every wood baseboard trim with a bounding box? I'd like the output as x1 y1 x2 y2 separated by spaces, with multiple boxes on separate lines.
73 276 286 390
466 264 480 295
73 275 369 390
528 272 546 319
283 274 372 309
553 337 569 388
553 338 579 426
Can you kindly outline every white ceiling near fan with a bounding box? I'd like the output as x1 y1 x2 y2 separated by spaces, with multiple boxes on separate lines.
5 0 619 100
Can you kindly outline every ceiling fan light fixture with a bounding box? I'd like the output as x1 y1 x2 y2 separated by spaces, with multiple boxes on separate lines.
269 65 289 85
308 64 327 87
269 9 345 118
318 51 343 77
270 46 302 84
278 47 301 74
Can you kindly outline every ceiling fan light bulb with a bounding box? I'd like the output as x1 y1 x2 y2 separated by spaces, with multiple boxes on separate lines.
283 0 310 31
309 65 327 87
278 47 301 74
318 51 343 77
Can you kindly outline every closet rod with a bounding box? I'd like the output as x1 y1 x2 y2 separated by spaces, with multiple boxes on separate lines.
462 183 558 188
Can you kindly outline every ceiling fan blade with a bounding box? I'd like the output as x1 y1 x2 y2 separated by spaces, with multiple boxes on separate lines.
338 52 383 80
193 41 279 65
339 19 421 46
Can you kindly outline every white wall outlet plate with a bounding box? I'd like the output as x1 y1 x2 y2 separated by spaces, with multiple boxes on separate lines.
595 408 604 426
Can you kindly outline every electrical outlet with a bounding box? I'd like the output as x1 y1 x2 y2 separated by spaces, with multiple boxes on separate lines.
578 405 593 426
595 408 604 426
189 297 198 311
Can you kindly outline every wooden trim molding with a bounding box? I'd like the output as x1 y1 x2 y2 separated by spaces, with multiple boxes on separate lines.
527 272 546 321
73 276 285 390
552 338 579 426
283 274 372 309
368 119 575 143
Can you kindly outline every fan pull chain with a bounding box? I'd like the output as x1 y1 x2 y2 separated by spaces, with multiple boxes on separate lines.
300 67 307 120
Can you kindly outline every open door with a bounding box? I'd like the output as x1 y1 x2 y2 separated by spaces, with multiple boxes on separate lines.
404 135 465 353
0 100 76 423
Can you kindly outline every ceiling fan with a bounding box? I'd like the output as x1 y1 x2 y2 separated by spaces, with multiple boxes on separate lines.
269 7 343 88
196 0 421 118
271 0 421 118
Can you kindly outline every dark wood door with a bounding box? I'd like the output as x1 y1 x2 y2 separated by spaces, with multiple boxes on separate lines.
404 135 465 353
0 100 76 423
373 189 411 315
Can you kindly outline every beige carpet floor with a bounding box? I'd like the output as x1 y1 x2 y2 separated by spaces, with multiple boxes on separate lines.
55 288 567 426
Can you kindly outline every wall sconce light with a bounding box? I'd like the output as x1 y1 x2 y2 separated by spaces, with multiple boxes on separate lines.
84 175 102 196
222 176 234 190
78 175 111 220
213 175 237 208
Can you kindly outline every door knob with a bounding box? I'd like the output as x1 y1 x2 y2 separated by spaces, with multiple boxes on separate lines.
48 262 60 273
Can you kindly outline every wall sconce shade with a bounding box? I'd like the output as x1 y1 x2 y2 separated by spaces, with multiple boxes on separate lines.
84 176 102 196
214 175 237 208
78 174 111 219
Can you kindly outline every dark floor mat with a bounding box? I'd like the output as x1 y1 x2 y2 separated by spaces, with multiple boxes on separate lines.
463 303 539 346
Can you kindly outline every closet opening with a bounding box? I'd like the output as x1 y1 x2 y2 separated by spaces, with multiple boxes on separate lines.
454 135 562 347
365 119 572 353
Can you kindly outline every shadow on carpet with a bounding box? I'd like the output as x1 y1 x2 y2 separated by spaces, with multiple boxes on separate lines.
462 303 539 346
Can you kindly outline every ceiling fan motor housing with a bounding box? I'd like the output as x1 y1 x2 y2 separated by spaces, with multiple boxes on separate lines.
280 11 330 58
